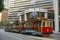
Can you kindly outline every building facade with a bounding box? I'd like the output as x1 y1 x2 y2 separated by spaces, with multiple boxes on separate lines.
0 9 8 22
8 0 19 22
9 0 60 33
16 0 54 22
0 13 2 22
17 0 54 31
1 9 8 22
4 0 10 9
9 0 53 21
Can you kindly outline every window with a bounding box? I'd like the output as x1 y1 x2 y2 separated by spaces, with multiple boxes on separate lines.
53 21 55 31
26 13 31 20
39 21 41 27
59 1 60 15
47 22 50 27
59 10 60 15
47 21 52 27
37 12 40 17
50 22 52 26
59 0 60 1
59 2 60 7
43 22 45 26
59 18 60 31
40 12 45 18
47 13 54 19
37 12 45 18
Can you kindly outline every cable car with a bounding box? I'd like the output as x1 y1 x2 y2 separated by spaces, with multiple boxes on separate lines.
19 18 53 36
4 24 13 32
5 18 53 37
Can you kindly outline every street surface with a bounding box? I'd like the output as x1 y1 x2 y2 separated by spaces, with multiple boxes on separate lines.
0 29 60 40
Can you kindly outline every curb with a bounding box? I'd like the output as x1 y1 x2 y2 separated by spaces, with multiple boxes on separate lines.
53 31 60 35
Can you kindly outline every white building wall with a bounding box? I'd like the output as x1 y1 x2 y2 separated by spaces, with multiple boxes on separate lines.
4 0 10 9
53 0 59 32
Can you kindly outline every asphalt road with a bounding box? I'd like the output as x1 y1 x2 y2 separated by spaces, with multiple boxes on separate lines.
0 29 59 40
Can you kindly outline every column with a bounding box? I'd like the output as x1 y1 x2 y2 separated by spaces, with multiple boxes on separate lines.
24 13 27 21
19 16 22 22
54 0 59 33
45 12 47 18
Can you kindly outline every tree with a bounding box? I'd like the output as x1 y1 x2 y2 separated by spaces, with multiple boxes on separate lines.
3 21 8 26
0 22 3 25
0 20 9 26
0 0 4 12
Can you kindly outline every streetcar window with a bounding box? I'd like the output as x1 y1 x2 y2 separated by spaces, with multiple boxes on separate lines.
41 21 43 27
41 21 47 27
50 21 52 27
47 21 50 27
46 21 52 27
45 21 48 27
40 21 46 27
39 21 41 27
43 21 45 26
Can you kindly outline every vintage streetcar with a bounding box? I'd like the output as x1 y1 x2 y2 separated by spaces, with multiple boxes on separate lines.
4 18 53 37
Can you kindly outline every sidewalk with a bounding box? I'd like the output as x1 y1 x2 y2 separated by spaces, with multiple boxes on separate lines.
54 32 60 35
